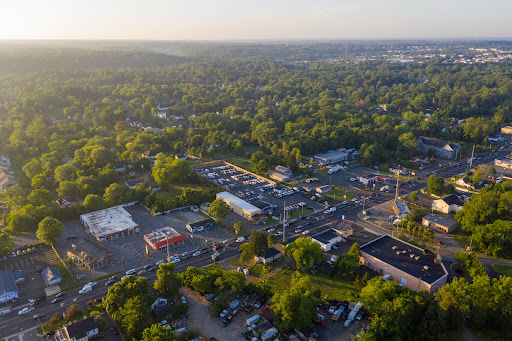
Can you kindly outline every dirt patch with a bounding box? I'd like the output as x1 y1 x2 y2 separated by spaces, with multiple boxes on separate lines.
182 287 247 340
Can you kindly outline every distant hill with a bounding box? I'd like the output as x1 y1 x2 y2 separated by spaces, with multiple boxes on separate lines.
0 47 192 75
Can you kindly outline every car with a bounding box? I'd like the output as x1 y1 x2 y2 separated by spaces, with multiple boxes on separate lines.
87 282 97 287
294 228 302 233
170 257 181 264
111 327 119 335
222 315 233 326
181 251 191 257
328 306 336 314
156 260 165 265
356 314 363 320
268 228 275 233
144 264 152 270
147 266 157 272
342 310 349 319
125 269 136 275
18 307 35 315
232 309 239 316
56 292 65 298
219 309 229 318
51 298 63 304
276 231 283 236
302 230 310 235
314 318 326 327
193 251 202 257
363 216 370 220
181 296 187 304
254 302 262 309
33 313 45 320
105 279 116 286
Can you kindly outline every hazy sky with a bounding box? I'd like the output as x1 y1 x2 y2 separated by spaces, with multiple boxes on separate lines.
2 0 511 40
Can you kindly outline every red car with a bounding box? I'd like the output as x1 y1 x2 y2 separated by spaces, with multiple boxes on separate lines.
314 319 326 327
215 245 221 250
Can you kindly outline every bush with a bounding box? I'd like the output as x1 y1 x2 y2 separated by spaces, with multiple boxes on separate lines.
48 312 63 327
65 305 82 321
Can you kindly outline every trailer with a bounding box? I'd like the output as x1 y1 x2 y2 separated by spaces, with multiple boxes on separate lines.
328 165 341 174
246 314 261 327
332 307 343 321
347 302 364 322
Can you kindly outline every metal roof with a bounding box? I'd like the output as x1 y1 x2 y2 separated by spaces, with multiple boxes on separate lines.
217 191 261 214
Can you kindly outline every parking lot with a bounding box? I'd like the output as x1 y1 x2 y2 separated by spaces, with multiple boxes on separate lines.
195 162 324 217
56 204 235 279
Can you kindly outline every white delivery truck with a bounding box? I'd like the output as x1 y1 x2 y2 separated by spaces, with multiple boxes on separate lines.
328 165 341 174
79 285 92 294
246 314 261 327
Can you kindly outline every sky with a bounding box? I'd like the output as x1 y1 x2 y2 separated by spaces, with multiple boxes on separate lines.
2 0 511 40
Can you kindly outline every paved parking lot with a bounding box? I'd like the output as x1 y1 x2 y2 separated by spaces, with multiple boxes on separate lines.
196 162 324 216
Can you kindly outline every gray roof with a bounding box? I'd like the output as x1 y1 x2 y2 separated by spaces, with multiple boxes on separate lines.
312 229 340 244
418 136 459 150
422 213 457 228
42 267 62 285
65 317 97 339
0 271 17 293
439 194 464 206
258 247 281 258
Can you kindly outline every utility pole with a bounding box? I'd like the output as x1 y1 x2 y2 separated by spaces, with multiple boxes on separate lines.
468 145 475 174
213 243 217 266
282 201 286 243
394 165 400 201
166 232 170 262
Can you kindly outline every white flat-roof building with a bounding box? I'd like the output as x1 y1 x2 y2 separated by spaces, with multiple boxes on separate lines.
314 150 348 166
216 191 262 220
80 205 139 242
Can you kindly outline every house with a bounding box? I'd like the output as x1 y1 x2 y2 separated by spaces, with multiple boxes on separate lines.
376 104 387 112
186 218 215 233
360 235 448 293
157 112 167 119
125 178 146 189
501 126 512 134
153 304 172 320
55 317 99 341
175 154 188 161
42 267 62 287
312 229 343 252
0 271 18 303
455 177 472 188
268 170 290 182
57 198 75 208
114 164 127 173
432 194 464 214
315 185 332 194
417 136 461 160
141 150 158 159
0 155 10 168
495 157 512 169
0 168 17 193
256 247 281 265
422 213 458 233
275 166 292 177
388 164 407 175
151 296 168 311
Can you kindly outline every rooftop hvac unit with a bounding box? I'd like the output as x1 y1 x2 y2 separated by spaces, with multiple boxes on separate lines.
392 246 397 250
415 256 420 261
423 265 429 271
410 254 415 258
71 244 76 249
396 251 401 255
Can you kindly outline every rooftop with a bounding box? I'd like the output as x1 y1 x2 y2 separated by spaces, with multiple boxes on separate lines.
258 247 281 258
144 227 182 245
125 178 146 187
393 201 410 215
314 150 348 161
187 217 214 228
42 267 62 285
217 191 262 214
360 235 447 284
437 194 464 206
422 213 457 227
68 239 114 261
80 206 138 239
65 317 97 340
333 219 354 233
418 136 459 150
312 229 341 244
0 271 17 293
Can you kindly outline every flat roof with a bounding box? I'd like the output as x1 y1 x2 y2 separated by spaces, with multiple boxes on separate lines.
422 213 456 227
314 150 348 161
360 235 447 284
333 219 354 232
80 206 138 238
312 229 341 244
393 201 410 215
68 239 114 261
144 227 182 245
217 191 261 214
0 271 17 293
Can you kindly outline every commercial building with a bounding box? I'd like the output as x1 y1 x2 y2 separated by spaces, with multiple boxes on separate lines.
80 205 139 242
312 229 344 252
417 136 461 160
55 317 99 341
67 239 115 270
315 185 332 194
144 227 185 252
268 170 290 182
422 213 458 233
186 218 215 233
313 150 348 166
432 194 464 214
360 235 448 293
333 219 354 238
13 270 25 284
0 271 18 303
495 157 512 169
501 126 512 134
42 267 62 287
256 247 281 265
275 166 292 177
216 191 262 220
392 201 410 218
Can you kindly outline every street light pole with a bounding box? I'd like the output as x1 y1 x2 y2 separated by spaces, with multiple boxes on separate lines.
166 232 170 262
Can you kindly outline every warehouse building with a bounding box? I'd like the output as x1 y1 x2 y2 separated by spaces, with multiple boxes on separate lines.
144 227 185 252
80 205 139 242
216 191 262 220
313 150 348 166
360 235 448 293
268 170 290 182
0 271 18 303
422 213 458 233
67 239 115 270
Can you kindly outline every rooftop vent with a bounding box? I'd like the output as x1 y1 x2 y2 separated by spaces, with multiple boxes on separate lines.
392 246 398 250
423 265 429 271
410 254 415 258
415 256 420 261
396 251 401 255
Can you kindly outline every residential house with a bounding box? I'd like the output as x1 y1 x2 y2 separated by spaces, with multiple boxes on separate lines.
55 317 99 341
422 213 458 233
175 154 187 161
455 177 472 188
256 247 281 265
151 296 168 311
125 178 146 189
432 194 464 214
417 136 461 160
0 168 17 193
141 150 158 160
0 155 10 168
42 267 62 287
157 112 167 119
501 126 512 134
312 229 343 252
56 198 76 208
275 166 292 177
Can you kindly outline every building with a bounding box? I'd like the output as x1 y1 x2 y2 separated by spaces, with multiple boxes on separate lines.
315 185 332 194
0 168 17 193
275 166 292 177
455 177 472 188
333 219 354 238
144 227 185 252
151 296 169 311
422 213 458 233
313 150 348 166
141 150 158 160
0 271 18 303
0 155 11 168
312 229 343 252
186 217 215 233
432 194 464 214
13 270 25 284
495 157 512 169
360 235 448 293
358 174 379 186
268 170 290 182
125 178 146 189
80 205 139 242
501 126 512 134
57 198 76 208
67 239 115 270
388 164 407 175
42 267 62 287
55 317 99 341
417 136 461 160
175 154 188 161
216 191 262 220
392 201 410 218
157 112 167 119
256 247 281 265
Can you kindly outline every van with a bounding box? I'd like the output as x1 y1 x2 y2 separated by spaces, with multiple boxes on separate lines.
0 307 11 316
344 319 352 327
79 286 92 294
236 237 245 243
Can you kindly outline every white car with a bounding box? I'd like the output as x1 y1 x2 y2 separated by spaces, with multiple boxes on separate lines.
276 231 283 236
302 230 310 235
171 258 181 264
137 269 147 275
87 282 97 287
294 229 302 233
125 269 136 275
156 260 165 265
18 307 35 315
268 228 275 233
181 296 187 304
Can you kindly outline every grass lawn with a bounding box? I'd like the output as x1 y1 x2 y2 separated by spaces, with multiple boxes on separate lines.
492 264 512 277
315 168 330 175
249 258 285 277
155 183 211 204
229 158 253 172
288 208 314 220
55 264 81 291
267 267 359 301
450 228 471 247
213 146 260 160
324 186 356 202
